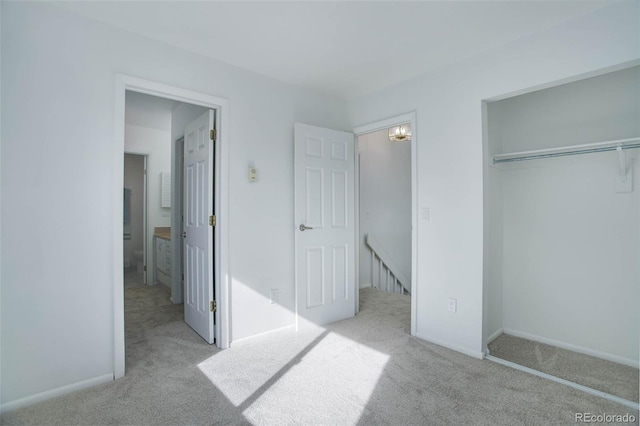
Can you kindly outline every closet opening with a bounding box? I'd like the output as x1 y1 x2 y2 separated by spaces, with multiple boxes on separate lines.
482 64 640 409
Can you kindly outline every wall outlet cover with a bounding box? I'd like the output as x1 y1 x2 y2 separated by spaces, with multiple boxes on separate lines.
269 289 278 304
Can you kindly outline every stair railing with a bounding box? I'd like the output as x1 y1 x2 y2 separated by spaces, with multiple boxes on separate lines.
365 233 411 295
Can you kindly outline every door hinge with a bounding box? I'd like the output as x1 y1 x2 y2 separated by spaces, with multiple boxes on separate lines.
143 265 147 272
210 129 217 142
209 215 216 227
210 300 217 312
181 273 184 281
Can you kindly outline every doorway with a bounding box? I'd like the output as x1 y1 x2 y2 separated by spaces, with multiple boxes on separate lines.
292 117 418 332
123 153 147 286
354 113 418 335
114 75 231 379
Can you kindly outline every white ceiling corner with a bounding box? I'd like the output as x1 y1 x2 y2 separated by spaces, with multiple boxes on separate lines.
53 1 611 100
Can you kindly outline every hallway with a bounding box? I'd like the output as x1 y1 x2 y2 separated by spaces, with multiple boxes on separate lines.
124 271 187 370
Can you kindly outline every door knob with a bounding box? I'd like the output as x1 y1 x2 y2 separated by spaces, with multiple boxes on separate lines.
182 232 187 238
299 224 314 231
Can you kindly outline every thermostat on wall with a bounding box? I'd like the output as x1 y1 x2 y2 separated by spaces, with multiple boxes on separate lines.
248 166 257 182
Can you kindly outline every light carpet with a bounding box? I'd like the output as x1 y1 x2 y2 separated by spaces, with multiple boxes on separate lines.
488 333 639 403
2 288 637 425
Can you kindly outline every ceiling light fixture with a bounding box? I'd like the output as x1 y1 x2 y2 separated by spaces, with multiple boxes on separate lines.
388 124 411 142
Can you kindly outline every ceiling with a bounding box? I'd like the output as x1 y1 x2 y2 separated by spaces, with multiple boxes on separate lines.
53 1 610 100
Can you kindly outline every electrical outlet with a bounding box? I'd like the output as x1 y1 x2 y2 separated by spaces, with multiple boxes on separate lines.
270 289 279 304
448 298 457 313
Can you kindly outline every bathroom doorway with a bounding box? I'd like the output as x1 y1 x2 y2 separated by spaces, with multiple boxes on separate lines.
123 153 148 286
114 75 230 379
120 87 221 374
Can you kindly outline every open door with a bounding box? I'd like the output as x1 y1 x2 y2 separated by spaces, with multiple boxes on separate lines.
183 110 216 343
294 123 356 327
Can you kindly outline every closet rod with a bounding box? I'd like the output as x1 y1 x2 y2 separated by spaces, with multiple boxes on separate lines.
494 140 640 164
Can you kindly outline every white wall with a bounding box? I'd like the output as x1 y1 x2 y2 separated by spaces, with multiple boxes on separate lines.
123 154 145 267
348 1 639 358
487 66 640 364
171 103 209 146
170 102 209 303
0 2 348 407
126 91 175 132
125 91 174 283
501 153 639 364
358 129 411 288
497 66 640 153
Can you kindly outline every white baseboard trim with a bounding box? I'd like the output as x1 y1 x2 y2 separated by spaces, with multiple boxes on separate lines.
414 332 484 360
359 283 372 289
1 373 113 413
230 324 296 346
503 328 639 368
485 355 639 410
487 328 503 344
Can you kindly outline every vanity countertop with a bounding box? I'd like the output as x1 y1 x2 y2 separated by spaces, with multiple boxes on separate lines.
154 227 171 240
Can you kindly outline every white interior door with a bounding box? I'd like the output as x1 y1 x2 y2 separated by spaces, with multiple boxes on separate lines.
183 110 215 344
294 123 356 327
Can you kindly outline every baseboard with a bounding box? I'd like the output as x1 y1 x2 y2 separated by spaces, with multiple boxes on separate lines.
487 328 503 344
359 283 372 289
230 324 296 346
486 355 640 411
414 332 485 360
1 373 113 413
503 328 639 368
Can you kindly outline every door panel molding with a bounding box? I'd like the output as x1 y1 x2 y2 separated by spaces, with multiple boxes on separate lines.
294 123 356 328
183 110 215 343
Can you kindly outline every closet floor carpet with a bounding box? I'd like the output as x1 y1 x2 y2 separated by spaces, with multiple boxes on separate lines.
488 334 639 403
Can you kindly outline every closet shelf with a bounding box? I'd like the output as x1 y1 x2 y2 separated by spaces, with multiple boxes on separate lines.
493 137 640 164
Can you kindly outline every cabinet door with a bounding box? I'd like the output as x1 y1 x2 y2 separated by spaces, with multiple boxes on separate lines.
156 238 165 273
165 241 172 275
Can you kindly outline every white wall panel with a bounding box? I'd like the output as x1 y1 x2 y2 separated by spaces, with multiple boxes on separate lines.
349 1 639 357
0 2 349 406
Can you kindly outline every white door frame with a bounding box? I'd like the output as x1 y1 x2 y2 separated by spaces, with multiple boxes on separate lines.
353 112 418 336
172 136 185 304
113 75 230 379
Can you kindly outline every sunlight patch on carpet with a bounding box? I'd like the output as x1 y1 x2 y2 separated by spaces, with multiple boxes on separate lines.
197 327 389 425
